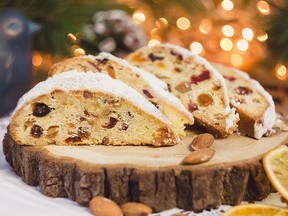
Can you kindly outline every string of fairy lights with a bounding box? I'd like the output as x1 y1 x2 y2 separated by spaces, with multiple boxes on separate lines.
32 0 287 82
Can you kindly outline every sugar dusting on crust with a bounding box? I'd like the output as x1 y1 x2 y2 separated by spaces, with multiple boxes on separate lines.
13 71 177 134
96 52 194 124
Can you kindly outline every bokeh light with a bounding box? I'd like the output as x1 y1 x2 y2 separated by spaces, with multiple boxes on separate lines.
222 25 234 37
230 54 243 66
220 38 233 51
221 0 234 11
237 39 249 51
132 12 146 24
176 17 191 30
199 19 212 34
242 28 254 41
190 42 203 54
257 1 270 15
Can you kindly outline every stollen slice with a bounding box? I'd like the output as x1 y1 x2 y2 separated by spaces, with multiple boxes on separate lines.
126 43 239 137
48 53 194 138
213 63 275 139
10 71 180 147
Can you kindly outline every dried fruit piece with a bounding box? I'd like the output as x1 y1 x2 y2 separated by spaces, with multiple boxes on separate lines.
88 61 101 70
30 124 43 138
102 136 110 145
223 75 236 81
175 81 191 93
78 127 90 139
235 86 253 95
234 98 245 105
33 103 52 117
107 65 116 79
47 126 59 138
197 94 213 107
120 202 152 216
89 196 123 216
142 89 154 98
182 148 215 165
83 91 93 99
65 135 82 143
152 128 171 146
170 50 183 61
174 67 182 73
167 83 172 92
190 70 210 84
99 58 109 65
191 133 215 151
188 101 198 112
102 117 118 129
148 53 164 62
121 122 129 131
157 62 166 69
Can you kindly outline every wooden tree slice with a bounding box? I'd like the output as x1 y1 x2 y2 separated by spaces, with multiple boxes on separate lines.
3 128 288 212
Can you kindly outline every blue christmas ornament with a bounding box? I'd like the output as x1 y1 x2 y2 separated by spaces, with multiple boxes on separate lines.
0 9 40 117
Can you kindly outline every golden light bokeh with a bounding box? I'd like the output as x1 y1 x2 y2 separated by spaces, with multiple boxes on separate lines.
242 28 254 41
221 0 234 11
32 52 43 67
190 42 203 55
156 18 168 28
199 19 212 34
67 33 78 43
222 25 234 37
257 1 270 15
74 48 86 57
236 39 249 51
257 32 268 42
230 54 243 66
148 39 160 46
275 64 287 80
132 12 146 24
220 38 233 51
176 17 191 30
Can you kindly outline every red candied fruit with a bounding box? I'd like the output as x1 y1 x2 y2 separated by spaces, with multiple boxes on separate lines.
188 101 199 112
223 75 236 82
143 89 154 98
235 86 252 95
190 70 211 84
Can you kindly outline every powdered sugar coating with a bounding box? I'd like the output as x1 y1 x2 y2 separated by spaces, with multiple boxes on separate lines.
95 52 194 123
13 71 176 133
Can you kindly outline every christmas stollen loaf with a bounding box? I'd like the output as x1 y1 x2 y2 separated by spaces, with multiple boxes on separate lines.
10 71 180 146
48 52 194 138
212 63 275 139
126 43 239 137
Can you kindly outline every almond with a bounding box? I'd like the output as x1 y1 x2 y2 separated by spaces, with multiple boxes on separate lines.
89 196 123 216
190 133 214 151
120 202 152 216
182 148 215 165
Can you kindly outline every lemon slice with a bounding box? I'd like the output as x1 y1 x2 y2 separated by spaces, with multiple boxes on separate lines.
222 204 288 216
263 145 288 201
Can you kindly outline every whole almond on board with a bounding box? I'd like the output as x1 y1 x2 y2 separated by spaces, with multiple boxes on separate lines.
120 202 152 216
182 148 215 165
191 133 215 151
89 196 123 216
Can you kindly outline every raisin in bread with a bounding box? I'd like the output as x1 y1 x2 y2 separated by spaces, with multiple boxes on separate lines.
10 71 180 146
212 63 275 139
48 53 194 138
126 43 239 137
